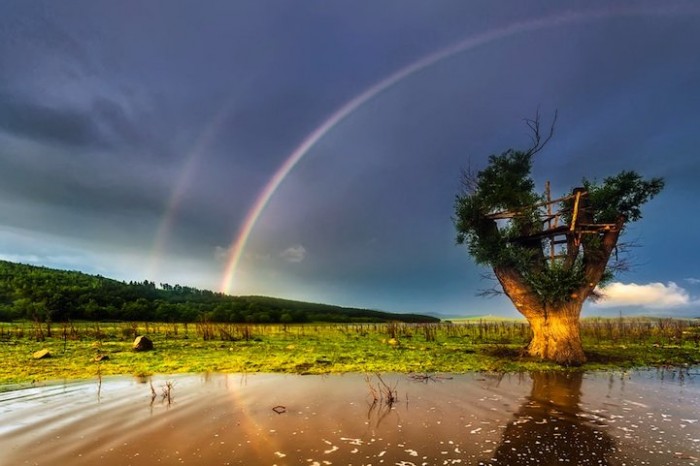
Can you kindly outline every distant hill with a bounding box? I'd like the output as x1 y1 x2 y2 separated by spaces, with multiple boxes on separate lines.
0 260 439 324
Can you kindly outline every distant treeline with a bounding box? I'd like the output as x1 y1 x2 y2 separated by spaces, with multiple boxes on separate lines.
0 260 438 324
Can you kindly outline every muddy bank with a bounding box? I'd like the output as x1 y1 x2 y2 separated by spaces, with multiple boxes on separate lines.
1 370 699 465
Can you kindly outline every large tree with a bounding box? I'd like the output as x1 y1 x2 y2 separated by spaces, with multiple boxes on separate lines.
453 117 664 365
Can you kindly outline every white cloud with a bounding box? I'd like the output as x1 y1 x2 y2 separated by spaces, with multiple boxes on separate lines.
214 246 230 261
685 277 700 285
594 281 690 309
280 244 307 263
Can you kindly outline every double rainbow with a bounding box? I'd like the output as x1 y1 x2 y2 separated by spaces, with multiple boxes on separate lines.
149 6 698 294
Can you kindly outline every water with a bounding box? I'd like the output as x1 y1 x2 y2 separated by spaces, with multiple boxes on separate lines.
1 370 698 465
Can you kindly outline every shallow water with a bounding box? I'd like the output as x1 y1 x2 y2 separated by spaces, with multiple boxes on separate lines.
1 370 698 465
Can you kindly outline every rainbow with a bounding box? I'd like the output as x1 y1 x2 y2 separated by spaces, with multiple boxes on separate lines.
206 6 697 294
147 103 233 280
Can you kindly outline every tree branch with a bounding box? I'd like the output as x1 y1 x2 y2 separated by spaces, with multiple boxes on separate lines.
578 215 625 299
459 160 479 195
524 109 558 157
476 272 504 297
493 265 541 319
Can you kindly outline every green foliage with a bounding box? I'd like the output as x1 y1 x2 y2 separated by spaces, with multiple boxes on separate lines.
582 171 664 224
454 149 542 268
523 261 585 305
0 260 439 324
474 149 540 211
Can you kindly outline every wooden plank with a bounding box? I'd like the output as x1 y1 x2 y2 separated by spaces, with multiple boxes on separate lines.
576 223 619 229
485 189 588 219
509 225 570 243
569 191 582 232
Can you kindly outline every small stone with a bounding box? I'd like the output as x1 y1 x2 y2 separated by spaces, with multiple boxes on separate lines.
33 349 51 359
132 335 154 352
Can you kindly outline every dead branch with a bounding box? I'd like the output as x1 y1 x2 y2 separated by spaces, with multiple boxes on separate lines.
477 272 504 297
161 380 174 405
524 108 558 157
459 160 479 195
375 373 398 406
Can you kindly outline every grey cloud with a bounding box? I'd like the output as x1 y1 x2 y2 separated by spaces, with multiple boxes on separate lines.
0 92 104 148
0 88 173 163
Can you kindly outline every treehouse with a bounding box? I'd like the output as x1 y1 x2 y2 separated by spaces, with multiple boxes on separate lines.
485 182 621 265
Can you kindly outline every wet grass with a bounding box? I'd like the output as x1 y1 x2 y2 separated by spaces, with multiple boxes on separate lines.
0 318 698 386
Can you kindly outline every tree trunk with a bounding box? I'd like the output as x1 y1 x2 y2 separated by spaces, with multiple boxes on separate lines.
494 266 587 366
525 302 586 366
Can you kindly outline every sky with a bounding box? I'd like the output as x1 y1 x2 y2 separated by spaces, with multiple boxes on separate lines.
1 0 699 317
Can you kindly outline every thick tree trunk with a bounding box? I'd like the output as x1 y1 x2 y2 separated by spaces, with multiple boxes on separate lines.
524 303 586 366
494 266 587 366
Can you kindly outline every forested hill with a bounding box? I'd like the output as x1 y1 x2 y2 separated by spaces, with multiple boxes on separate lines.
0 260 438 324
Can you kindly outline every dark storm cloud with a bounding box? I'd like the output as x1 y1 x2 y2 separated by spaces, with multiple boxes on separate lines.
0 0 698 314
0 91 104 148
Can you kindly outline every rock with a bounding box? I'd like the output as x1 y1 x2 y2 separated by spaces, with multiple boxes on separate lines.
132 335 154 352
33 349 51 359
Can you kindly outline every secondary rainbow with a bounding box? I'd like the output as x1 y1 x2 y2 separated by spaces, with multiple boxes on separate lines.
219 5 698 294
147 103 232 280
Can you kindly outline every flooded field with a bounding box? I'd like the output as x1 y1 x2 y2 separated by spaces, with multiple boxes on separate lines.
1 370 699 466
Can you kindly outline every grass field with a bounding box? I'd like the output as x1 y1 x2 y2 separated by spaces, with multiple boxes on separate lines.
1 318 699 387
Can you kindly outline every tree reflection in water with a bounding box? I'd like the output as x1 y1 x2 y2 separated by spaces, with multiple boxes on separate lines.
481 372 620 466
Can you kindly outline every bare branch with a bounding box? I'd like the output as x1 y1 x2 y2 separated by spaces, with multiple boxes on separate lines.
476 272 504 297
604 238 642 275
605 240 642 275
525 107 541 148
523 108 558 157
479 271 498 281
607 257 631 275
459 159 479 194
476 287 504 298
615 239 642 254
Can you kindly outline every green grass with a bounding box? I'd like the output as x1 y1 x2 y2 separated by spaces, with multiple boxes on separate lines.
0 319 698 387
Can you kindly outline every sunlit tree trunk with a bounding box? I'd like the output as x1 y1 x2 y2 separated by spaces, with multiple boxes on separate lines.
525 302 585 365
494 266 587 366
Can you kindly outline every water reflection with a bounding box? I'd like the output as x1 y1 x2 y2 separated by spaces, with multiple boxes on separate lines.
481 372 619 465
